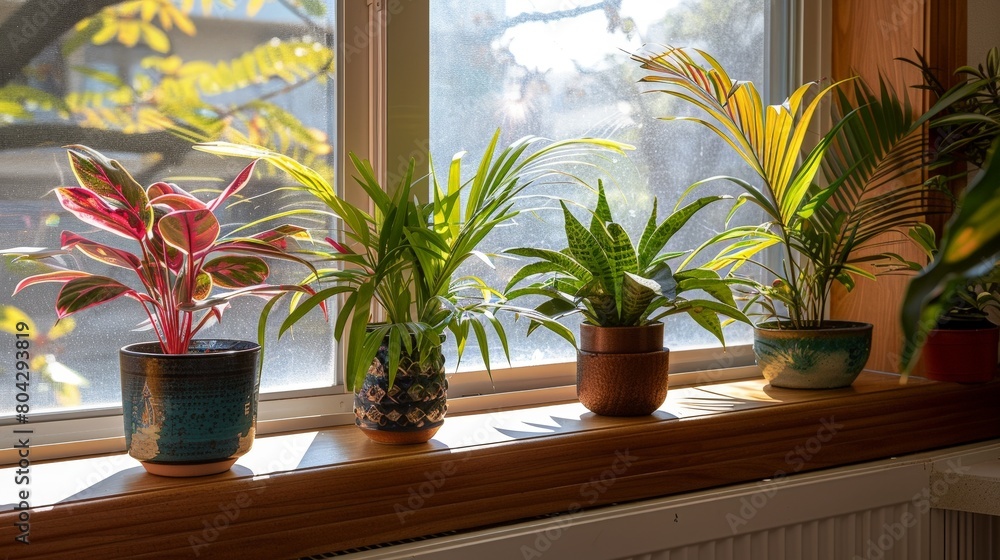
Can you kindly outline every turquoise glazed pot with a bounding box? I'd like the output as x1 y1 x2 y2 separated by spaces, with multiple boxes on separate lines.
355 338 447 444
119 340 260 477
754 321 872 389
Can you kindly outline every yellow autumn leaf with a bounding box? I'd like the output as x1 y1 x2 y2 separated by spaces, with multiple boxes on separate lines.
92 19 119 45
116 1 142 17
248 0 266 17
118 20 141 47
0 306 36 335
171 7 197 36
140 0 157 22
141 22 171 53
46 317 76 341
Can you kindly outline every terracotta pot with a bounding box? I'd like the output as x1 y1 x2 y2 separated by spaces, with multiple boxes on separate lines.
354 336 448 444
576 322 669 416
119 340 260 477
754 321 872 389
918 325 999 383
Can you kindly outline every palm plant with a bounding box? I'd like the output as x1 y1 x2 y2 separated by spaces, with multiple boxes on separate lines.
631 46 946 328
195 132 629 390
505 180 749 345
904 47 1000 168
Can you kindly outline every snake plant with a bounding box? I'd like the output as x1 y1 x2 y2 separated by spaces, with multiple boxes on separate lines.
505 180 750 346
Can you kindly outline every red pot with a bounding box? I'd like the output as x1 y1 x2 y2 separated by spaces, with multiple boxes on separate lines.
918 326 999 383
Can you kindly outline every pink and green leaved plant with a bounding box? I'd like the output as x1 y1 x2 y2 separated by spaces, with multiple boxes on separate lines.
2 145 322 354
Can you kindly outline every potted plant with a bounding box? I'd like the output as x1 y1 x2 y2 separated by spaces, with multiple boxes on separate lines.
895 47 1000 381
896 223 999 382
901 141 1000 378
195 132 629 443
631 46 946 389
2 146 318 476
505 180 750 416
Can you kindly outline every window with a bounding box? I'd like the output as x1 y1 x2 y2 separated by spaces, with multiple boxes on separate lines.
424 0 784 385
1 0 807 456
0 1 338 431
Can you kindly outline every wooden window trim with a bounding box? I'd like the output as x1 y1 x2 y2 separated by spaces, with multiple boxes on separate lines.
3 371 999 558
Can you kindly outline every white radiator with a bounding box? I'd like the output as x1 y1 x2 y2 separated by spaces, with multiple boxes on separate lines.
932 510 1000 560
322 443 1000 560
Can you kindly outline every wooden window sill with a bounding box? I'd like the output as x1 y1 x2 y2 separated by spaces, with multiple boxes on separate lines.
4 371 1000 559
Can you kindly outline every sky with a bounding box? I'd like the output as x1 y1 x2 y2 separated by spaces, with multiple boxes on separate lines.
502 0 682 73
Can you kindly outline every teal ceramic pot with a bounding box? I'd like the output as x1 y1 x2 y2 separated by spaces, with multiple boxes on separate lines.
119 340 260 477
355 338 447 444
754 321 872 389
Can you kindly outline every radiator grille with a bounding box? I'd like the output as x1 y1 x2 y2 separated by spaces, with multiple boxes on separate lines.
300 531 461 559
935 510 1000 560
625 503 927 560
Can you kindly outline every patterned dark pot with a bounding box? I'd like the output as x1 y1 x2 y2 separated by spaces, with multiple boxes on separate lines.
119 340 260 477
754 321 872 389
577 322 670 416
354 337 448 444
919 325 999 383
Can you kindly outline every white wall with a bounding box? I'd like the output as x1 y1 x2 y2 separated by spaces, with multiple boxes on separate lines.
969 0 1000 65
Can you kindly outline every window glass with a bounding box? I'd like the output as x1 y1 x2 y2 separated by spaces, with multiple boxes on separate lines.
430 0 771 370
0 0 336 415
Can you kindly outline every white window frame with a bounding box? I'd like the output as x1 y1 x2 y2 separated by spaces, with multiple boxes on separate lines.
0 0 826 465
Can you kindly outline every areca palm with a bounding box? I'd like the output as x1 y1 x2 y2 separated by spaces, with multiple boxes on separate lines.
632 46 944 327
195 132 629 389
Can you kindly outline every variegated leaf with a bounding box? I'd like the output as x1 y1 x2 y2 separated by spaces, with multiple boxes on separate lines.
61 232 142 270
148 193 208 212
638 195 727 271
207 160 258 211
56 276 136 318
193 271 213 300
561 202 614 294
157 209 220 256
14 270 93 294
204 255 269 288
621 272 660 326
55 187 146 240
65 145 152 232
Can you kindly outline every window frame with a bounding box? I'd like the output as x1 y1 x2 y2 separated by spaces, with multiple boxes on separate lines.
0 0 824 465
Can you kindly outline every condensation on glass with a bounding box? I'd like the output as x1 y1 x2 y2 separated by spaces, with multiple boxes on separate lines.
430 0 770 370
0 3 336 415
